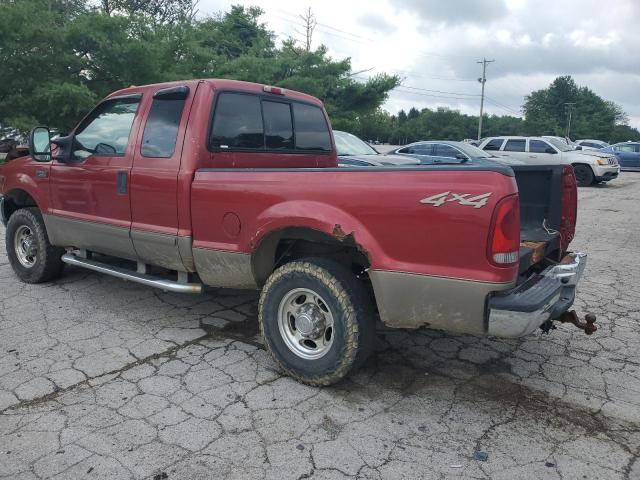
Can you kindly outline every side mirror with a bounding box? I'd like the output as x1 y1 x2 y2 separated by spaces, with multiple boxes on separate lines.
28 127 52 162
545 147 557 154
575 145 582 150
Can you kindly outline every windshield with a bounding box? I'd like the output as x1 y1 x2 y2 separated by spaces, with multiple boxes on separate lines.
457 143 493 158
334 131 378 156
546 137 573 152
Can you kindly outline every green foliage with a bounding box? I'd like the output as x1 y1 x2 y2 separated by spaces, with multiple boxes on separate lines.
522 75 636 142
0 1 398 136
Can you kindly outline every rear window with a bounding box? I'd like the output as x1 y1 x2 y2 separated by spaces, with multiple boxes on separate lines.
210 93 264 150
209 93 331 153
293 103 332 151
263 101 293 150
504 139 526 152
483 138 504 151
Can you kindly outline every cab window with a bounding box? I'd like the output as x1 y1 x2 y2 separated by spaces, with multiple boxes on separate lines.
504 139 526 152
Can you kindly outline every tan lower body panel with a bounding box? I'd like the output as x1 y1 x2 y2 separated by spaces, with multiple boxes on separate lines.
192 248 257 289
44 214 138 261
369 269 514 334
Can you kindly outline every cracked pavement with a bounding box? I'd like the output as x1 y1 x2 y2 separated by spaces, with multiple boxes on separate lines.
1 175 639 479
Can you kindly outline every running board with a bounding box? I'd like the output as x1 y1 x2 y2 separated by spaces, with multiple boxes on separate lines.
61 253 203 294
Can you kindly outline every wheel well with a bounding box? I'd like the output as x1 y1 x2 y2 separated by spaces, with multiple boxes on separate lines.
251 227 371 286
2 189 38 222
572 162 593 170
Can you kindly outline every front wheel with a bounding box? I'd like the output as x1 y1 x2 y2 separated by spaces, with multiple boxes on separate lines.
573 164 594 187
6 208 65 283
259 258 375 386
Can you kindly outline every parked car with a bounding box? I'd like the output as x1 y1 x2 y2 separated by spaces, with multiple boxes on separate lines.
334 131 420 167
574 139 609 151
478 136 619 186
600 142 640 171
392 140 499 163
0 79 594 386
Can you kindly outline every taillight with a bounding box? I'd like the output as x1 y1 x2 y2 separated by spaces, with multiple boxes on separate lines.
560 165 577 251
488 194 520 266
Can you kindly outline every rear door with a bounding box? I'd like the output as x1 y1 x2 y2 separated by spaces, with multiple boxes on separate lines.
130 84 195 271
495 138 528 161
528 139 561 163
48 94 143 259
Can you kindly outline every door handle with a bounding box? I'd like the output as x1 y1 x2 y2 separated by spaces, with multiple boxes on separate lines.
116 171 128 194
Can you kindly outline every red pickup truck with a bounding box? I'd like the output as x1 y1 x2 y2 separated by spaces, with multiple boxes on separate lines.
0 79 594 385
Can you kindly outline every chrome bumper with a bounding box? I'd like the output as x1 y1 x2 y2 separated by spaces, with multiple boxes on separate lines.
487 252 587 338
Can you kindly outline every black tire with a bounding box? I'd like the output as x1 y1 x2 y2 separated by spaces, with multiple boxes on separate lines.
259 257 376 386
573 164 594 187
5 208 65 283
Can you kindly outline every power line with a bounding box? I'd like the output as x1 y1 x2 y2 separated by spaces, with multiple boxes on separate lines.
484 96 522 116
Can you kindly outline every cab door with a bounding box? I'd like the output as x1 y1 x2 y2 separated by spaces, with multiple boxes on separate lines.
48 94 143 259
130 85 194 271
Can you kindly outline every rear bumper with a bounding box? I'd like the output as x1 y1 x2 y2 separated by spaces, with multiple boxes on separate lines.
487 252 587 337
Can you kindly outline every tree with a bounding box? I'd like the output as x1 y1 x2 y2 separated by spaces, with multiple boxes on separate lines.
522 75 634 140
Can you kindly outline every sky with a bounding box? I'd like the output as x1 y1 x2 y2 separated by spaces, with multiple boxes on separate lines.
198 0 640 129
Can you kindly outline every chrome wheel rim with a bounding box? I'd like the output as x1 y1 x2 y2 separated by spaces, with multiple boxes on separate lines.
14 225 37 268
277 288 335 360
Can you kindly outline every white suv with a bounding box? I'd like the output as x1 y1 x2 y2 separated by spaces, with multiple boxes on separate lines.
478 136 620 186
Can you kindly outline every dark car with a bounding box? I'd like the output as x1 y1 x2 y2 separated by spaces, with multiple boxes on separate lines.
601 142 640 171
392 140 497 164
334 131 420 167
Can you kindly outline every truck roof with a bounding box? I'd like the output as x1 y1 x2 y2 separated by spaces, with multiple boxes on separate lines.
107 79 324 106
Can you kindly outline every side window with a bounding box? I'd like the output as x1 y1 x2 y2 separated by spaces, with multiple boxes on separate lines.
74 97 141 159
504 139 526 152
434 144 462 158
141 90 187 158
483 138 504 151
210 93 263 149
293 103 332 151
530 140 553 153
263 101 293 150
618 144 635 153
397 147 410 154
409 145 432 155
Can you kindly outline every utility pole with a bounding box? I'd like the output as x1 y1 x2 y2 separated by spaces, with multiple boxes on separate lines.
477 58 495 141
564 102 576 139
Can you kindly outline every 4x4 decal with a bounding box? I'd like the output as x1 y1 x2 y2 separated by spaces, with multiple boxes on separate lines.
420 191 492 209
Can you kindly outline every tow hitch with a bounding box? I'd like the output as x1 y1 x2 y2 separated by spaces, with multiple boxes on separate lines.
556 310 598 335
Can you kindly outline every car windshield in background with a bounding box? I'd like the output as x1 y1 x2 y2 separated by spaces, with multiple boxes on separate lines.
457 143 493 158
546 137 573 152
334 131 378 156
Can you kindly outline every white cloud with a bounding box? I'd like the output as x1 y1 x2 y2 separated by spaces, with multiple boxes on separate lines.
197 0 640 129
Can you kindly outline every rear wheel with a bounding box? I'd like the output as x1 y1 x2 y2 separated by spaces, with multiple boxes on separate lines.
573 164 594 187
6 208 64 283
259 258 375 386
